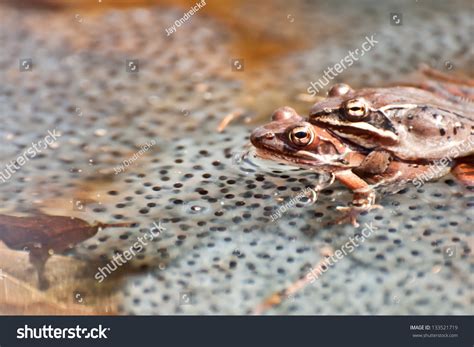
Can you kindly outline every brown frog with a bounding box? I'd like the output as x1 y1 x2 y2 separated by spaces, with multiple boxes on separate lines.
250 106 473 226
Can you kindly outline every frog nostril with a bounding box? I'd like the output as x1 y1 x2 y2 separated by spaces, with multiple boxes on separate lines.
250 129 275 147
264 132 275 140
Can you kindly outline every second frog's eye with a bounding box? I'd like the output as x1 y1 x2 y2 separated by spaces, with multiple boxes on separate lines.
343 98 369 120
289 126 314 147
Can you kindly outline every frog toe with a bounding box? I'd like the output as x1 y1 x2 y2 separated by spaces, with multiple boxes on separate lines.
332 207 361 227
334 204 383 227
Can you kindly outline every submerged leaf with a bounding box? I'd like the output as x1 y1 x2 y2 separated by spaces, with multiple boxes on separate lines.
0 213 131 289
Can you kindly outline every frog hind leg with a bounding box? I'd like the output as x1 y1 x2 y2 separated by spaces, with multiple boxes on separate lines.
452 156 474 186
332 170 382 227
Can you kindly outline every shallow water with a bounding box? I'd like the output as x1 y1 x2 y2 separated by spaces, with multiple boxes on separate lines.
0 0 472 315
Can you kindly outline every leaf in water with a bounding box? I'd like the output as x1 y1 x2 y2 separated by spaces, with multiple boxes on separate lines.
0 214 131 289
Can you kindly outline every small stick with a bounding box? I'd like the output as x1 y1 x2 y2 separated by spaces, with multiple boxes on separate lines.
253 247 334 315
217 109 245 132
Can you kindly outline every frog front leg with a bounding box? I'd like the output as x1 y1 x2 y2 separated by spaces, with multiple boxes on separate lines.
332 151 400 226
333 170 382 227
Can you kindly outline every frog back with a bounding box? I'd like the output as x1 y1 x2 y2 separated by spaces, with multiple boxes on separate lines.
383 104 474 160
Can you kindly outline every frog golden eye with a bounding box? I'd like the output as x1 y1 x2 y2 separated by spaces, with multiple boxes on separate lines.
289 126 314 146
343 98 369 119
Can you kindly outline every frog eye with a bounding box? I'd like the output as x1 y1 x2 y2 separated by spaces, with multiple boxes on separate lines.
289 126 314 147
343 98 369 120
328 84 353 97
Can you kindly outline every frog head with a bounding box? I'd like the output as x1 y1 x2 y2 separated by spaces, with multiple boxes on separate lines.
309 84 399 146
250 107 360 171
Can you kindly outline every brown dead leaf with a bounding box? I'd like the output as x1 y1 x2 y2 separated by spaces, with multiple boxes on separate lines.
0 213 131 289
0 213 131 253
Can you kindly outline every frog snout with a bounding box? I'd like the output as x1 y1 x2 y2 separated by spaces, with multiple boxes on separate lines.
250 128 275 147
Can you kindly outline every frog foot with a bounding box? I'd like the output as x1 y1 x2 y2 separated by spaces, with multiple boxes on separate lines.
334 203 383 227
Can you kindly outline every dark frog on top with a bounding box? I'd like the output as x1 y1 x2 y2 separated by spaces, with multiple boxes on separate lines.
308 66 474 160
